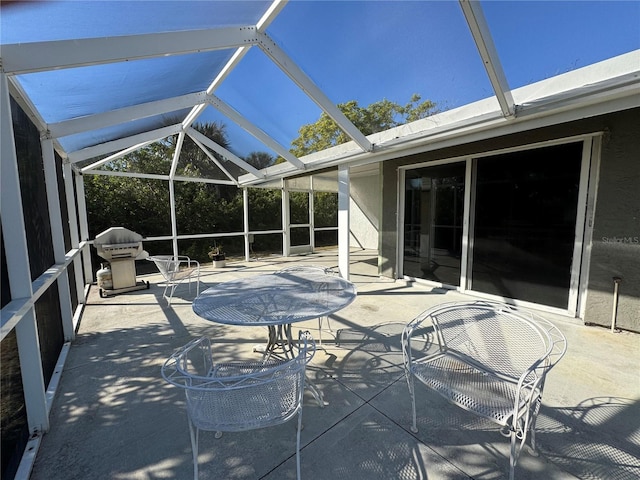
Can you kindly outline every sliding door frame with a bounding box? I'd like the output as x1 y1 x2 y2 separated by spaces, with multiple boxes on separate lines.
397 133 601 317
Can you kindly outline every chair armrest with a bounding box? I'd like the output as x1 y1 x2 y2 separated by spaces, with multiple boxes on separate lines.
176 255 200 270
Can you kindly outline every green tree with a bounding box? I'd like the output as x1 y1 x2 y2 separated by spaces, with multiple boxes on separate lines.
244 151 275 169
289 94 437 158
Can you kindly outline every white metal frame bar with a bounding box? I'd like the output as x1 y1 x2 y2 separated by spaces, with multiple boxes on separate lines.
243 188 251 261
50 92 207 139
207 94 306 169
188 135 239 184
68 124 183 163
1 72 49 434
181 0 287 130
1 26 260 75
282 181 290 257
186 127 265 179
62 163 87 308
459 0 515 118
41 138 75 341
80 139 160 173
257 31 373 153
168 132 185 257
75 175 93 284
309 177 316 251
338 165 351 278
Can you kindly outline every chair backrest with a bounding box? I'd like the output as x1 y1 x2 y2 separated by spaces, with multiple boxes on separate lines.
162 332 316 432
412 302 566 379
147 255 179 280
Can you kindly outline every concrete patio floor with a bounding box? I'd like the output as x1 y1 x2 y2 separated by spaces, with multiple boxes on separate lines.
30 250 640 479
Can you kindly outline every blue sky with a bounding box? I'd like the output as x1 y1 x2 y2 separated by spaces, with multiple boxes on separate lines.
2 1 639 159
207 0 640 158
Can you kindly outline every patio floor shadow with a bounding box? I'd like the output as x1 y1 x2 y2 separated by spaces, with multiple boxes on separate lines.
29 250 640 480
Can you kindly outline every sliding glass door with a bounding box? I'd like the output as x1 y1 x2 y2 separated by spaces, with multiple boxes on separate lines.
469 142 583 308
401 141 585 311
403 162 466 286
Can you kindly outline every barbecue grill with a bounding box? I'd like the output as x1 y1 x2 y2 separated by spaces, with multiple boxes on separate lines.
94 227 149 297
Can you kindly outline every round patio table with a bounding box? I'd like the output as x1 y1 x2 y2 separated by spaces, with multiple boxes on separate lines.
192 269 357 405
193 269 356 328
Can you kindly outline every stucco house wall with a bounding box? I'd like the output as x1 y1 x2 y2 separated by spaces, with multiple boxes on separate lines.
349 166 381 251
379 108 639 331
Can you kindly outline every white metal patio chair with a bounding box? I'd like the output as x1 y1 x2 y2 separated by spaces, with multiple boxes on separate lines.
147 255 199 305
162 331 316 480
402 301 567 480
275 265 338 345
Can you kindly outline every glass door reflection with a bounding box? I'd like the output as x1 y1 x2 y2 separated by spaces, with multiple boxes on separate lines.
403 163 466 286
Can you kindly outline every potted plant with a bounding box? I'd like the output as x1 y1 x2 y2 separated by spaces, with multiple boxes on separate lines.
208 243 226 268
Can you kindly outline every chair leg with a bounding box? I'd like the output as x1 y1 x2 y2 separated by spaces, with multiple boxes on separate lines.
188 419 199 480
509 431 517 480
406 374 418 433
296 409 302 480
318 316 333 346
167 283 178 306
529 397 542 452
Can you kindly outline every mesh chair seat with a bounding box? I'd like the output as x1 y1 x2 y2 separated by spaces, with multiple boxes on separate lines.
410 352 538 426
162 332 316 480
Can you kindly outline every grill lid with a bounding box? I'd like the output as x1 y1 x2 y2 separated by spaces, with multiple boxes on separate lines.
94 227 145 261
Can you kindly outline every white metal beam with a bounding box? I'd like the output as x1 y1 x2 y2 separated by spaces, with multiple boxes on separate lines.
243 188 250 261
188 135 239 184
182 48 250 131
169 132 185 179
68 124 183 163
2 26 260 75
1 72 50 434
257 31 373 153
459 0 515 118
62 163 86 308
186 127 265 179
337 165 351 279
41 138 74 341
206 94 306 169
75 175 93 284
181 0 288 131
80 139 161 173
50 92 207 139
81 168 238 186
257 0 289 31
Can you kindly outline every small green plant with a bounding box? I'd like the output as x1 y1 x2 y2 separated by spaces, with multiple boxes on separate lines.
208 243 225 260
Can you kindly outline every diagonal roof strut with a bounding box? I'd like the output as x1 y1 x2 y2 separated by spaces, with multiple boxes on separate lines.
459 0 515 118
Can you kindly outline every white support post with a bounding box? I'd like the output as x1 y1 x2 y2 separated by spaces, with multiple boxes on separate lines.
282 181 290 257
338 165 350 279
1 72 49 434
75 174 93 284
243 188 250 261
309 177 316 252
169 132 184 258
63 163 86 306
41 138 74 341
169 180 179 258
